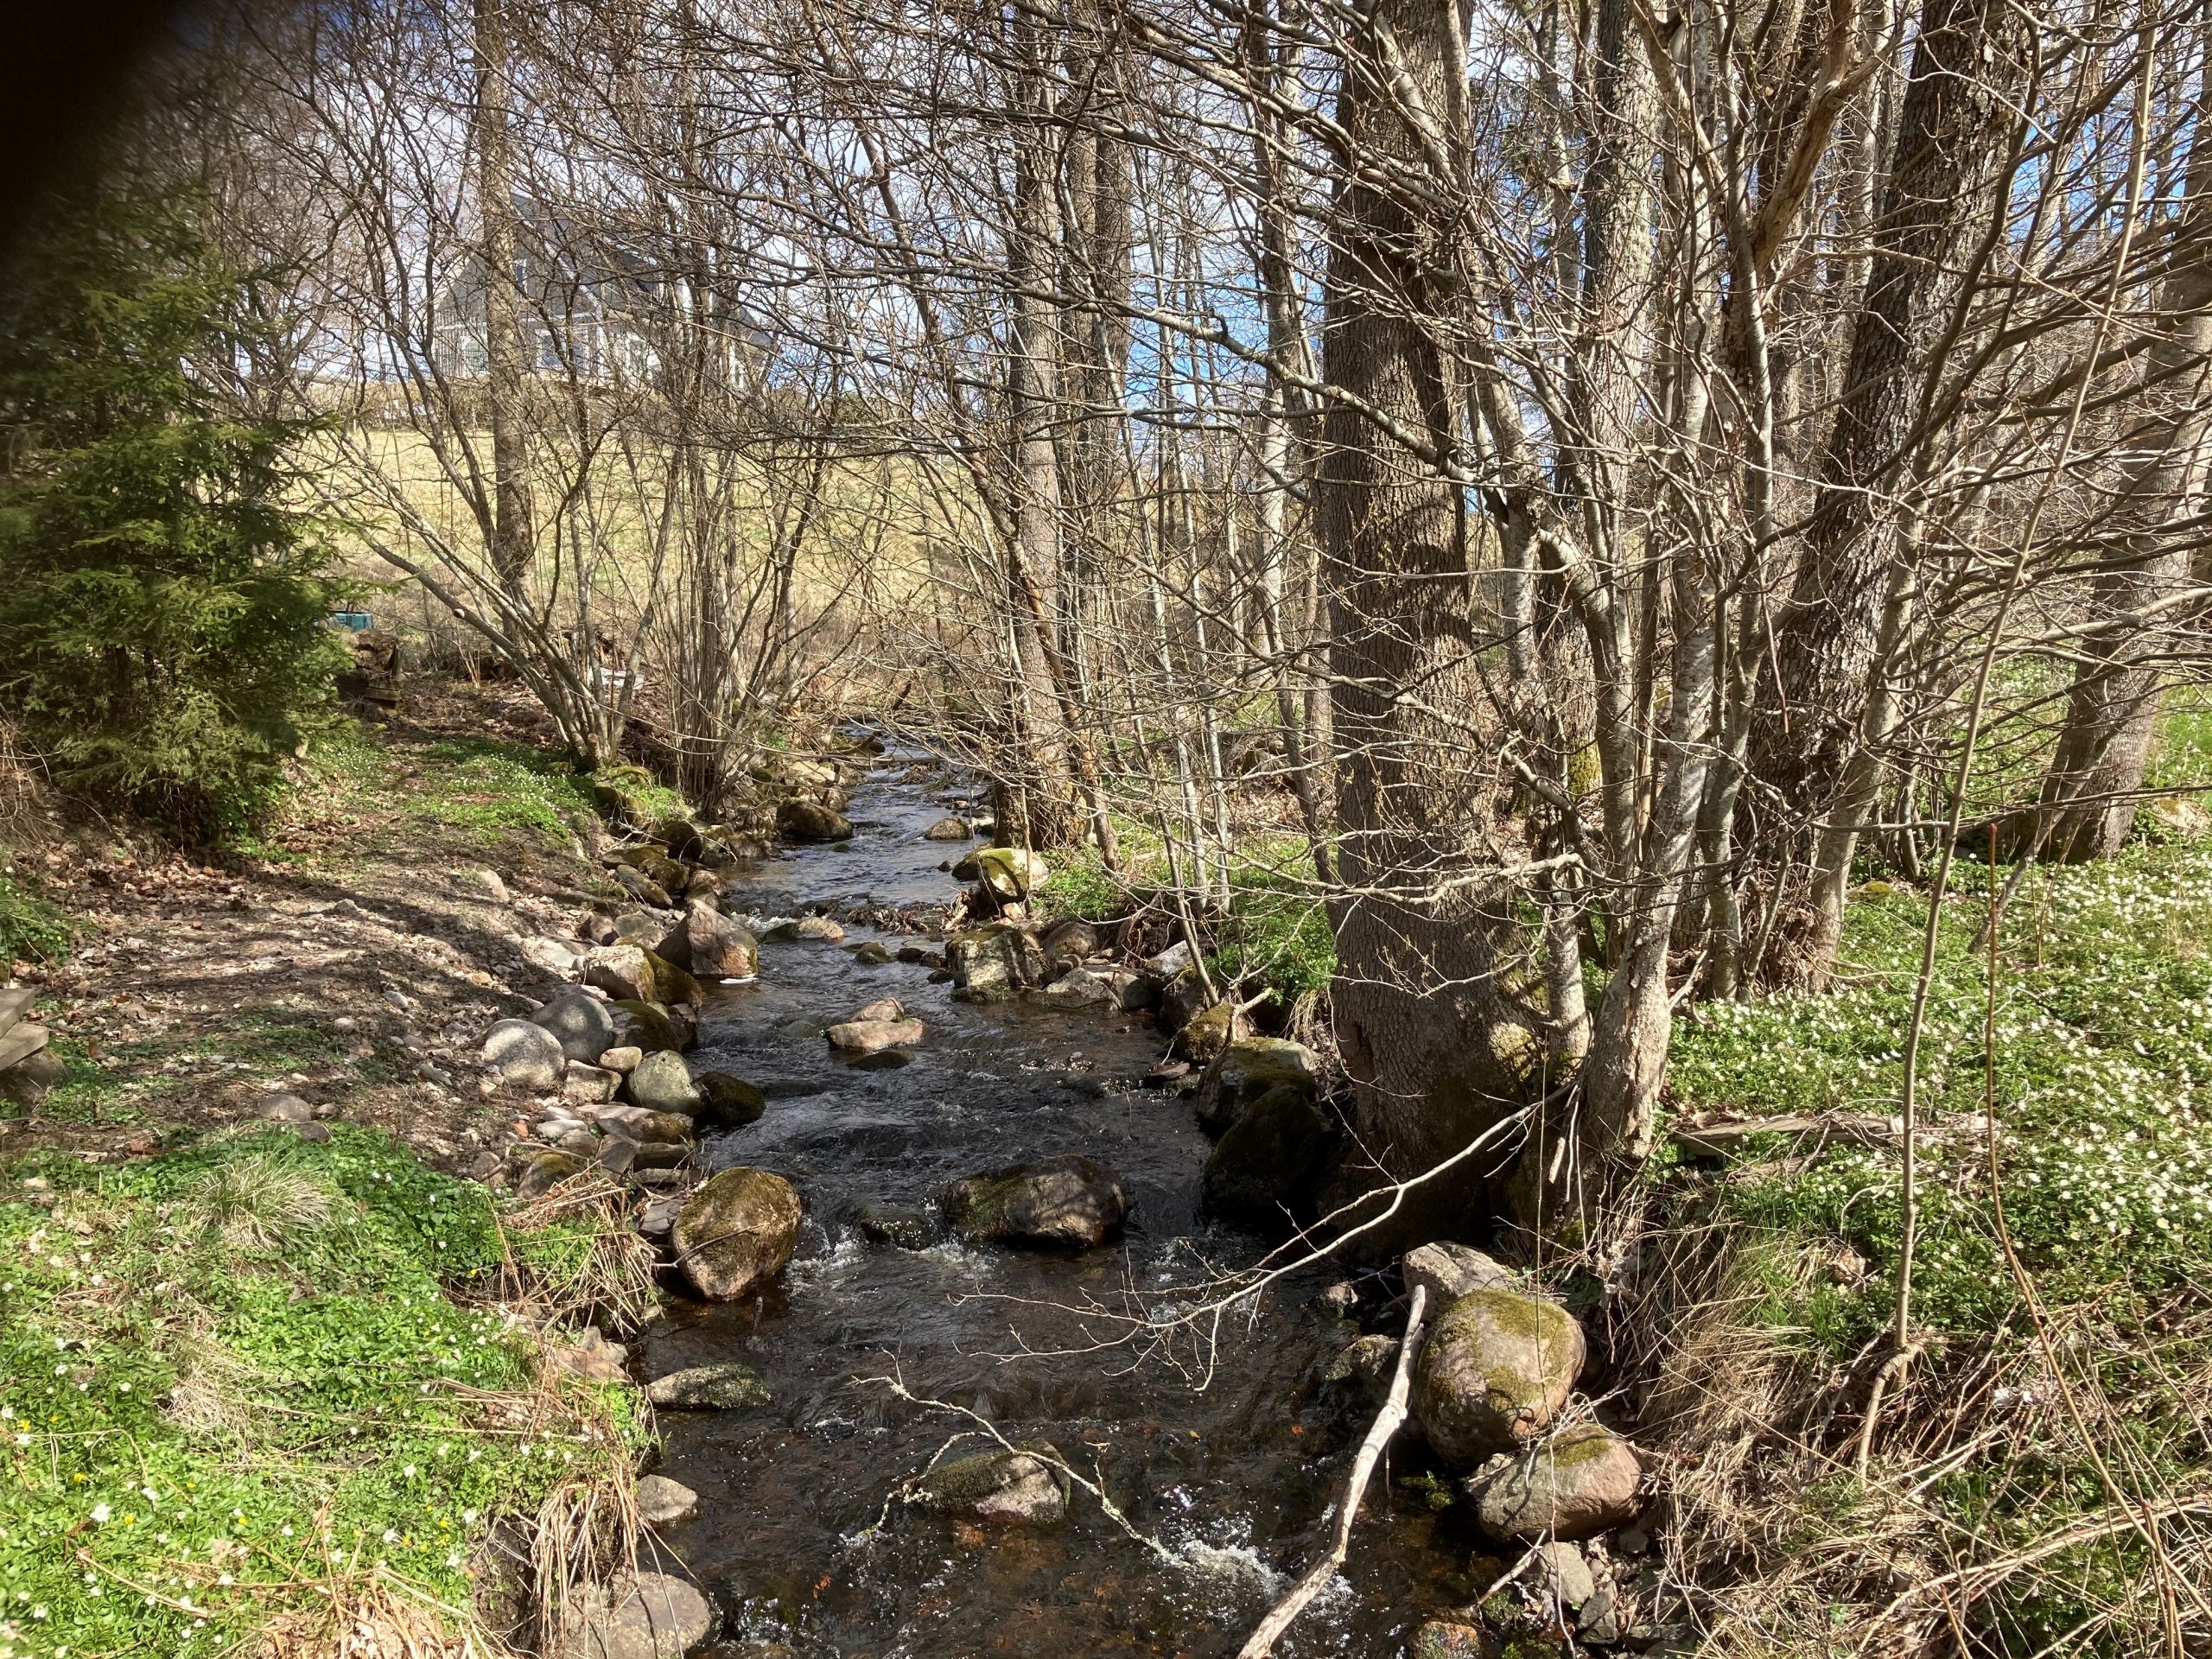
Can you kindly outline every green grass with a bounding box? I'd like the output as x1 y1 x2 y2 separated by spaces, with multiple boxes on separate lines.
0 1127 641 1659
7 1017 406 1129
1670 844 2212 1335
238 723 601 864
0 871 71 969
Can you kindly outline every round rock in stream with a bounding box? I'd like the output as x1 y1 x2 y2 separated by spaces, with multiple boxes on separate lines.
1413 1287 1586 1462
673 1167 801 1299
911 1446 1070 1526
1465 1422 1644 1540
692 1071 766 1129
627 1050 702 1116
938 1154 1128 1249
825 1015 924 1053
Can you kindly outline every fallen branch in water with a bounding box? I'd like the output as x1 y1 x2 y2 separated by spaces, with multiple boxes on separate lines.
1236 1283 1429 1659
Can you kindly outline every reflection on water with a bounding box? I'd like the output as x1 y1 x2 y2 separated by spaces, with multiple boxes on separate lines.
639 758 1467 1657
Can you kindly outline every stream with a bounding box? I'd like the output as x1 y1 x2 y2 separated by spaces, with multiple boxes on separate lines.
635 753 1470 1657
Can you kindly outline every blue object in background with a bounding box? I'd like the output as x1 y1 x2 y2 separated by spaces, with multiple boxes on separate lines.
328 611 375 632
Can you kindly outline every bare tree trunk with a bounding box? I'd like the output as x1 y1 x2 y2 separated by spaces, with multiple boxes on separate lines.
472 0 533 600
2037 82 2212 861
1745 0 2027 981
1319 0 1535 1233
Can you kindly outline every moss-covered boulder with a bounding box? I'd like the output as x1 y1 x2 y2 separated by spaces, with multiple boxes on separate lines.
625 1050 702 1116
610 1001 686 1054
673 1167 802 1300
586 944 655 1002
1170 1001 1245 1066
1413 1287 1586 1462
1201 1083 1337 1227
911 1445 1069 1526
1465 1422 1643 1540
939 1154 1128 1249
643 950 703 1007
975 846 1048 902
1194 1037 1321 1137
945 922 1044 1001
693 1071 767 1129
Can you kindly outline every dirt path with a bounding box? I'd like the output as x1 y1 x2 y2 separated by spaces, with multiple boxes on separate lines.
0 689 619 1176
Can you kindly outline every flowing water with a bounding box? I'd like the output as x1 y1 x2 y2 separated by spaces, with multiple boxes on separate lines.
637 755 1471 1657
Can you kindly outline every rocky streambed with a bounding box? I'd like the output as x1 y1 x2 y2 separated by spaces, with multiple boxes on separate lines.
503 750 1669 1658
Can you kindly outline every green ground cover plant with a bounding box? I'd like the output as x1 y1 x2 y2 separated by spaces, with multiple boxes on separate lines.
0 1128 645 1659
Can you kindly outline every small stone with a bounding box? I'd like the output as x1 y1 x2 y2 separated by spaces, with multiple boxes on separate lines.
1402 1242 1516 1307
544 1327 628 1382
599 1046 645 1073
292 1122 333 1144
483 1020 568 1090
557 1128 600 1152
1319 1281 1360 1317
257 1093 315 1124
1578 1588 1623 1643
922 816 970 840
850 942 892 964
564 1064 620 1105
552 1572 712 1659
645 1362 772 1408
585 945 657 1003
777 800 853 842
636 1474 699 1527
467 868 511 904
593 1105 695 1144
764 914 845 944
636 1198 681 1243
523 936 586 977
1535 1540 1596 1608
851 1203 938 1250
826 1016 924 1052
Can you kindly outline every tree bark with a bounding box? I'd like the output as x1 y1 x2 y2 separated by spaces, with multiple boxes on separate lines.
1319 0 1535 1229
472 0 533 601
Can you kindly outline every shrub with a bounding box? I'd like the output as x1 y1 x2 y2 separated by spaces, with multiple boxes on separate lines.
0 176 347 840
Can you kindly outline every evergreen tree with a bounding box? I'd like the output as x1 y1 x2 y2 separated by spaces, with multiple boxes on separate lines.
0 176 346 839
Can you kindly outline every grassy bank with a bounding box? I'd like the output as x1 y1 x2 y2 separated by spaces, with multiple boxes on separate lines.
0 1128 647 1659
1656 838 2212 1654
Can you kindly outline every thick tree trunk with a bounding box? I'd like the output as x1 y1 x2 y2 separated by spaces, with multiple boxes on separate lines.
1319 0 1535 1235
471 0 533 601
2037 99 2212 861
1745 0 2026 982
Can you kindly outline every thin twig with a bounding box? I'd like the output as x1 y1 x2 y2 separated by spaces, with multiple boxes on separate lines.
1236 1285 1429 1659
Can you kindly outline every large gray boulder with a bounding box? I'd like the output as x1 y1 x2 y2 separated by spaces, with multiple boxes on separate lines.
945 922 1044 1001
609 1001 688 1055
627 1050 703 1116
585 945 656 1003
483 1020 566 1090
1201 1084 1336 1226
1465 1423 1644 1541
673 1168 802 1300
1413 1288 1586 1463
911 1446 1069 1527
658 902 759 980
531 992 619 1064
1193 1038 1321 1137
939 1154 1128 1249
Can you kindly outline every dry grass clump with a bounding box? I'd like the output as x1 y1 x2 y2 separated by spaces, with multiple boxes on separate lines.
1620 1208 2212 1656
257 1568 479 1659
